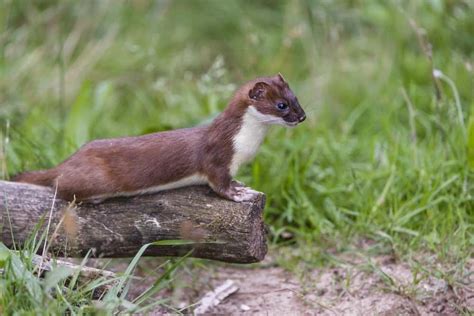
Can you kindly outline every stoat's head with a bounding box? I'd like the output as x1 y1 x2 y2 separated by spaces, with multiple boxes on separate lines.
245 73 306 127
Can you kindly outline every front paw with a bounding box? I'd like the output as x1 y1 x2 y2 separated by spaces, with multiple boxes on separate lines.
230 186 261 202
212 181 262 202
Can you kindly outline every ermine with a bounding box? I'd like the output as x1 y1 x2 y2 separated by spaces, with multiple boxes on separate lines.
13 74 306 203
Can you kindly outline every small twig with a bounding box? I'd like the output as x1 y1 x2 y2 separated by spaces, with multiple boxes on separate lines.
31 254 116 279
30 253 117 299
194 279 239 315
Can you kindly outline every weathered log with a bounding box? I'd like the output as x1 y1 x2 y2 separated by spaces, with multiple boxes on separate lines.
0 180 267 263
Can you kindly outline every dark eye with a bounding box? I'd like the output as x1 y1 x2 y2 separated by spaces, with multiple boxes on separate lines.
276 102 288 110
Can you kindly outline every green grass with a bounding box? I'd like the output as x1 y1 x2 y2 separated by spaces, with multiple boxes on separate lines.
0 228 189 315
0 0 473 313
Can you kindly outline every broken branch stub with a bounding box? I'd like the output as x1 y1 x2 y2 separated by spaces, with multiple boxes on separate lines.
0 180 267 263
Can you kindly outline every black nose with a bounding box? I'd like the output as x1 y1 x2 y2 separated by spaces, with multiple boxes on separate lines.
298 114 306 122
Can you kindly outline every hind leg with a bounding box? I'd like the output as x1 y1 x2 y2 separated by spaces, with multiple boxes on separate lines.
54 168 114 202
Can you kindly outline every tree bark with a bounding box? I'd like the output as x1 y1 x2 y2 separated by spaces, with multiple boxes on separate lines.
0 180 267 263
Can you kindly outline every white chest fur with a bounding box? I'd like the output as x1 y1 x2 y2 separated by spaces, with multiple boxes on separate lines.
230 106 270 176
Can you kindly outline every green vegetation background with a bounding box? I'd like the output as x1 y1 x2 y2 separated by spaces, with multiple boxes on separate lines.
1 0 473 270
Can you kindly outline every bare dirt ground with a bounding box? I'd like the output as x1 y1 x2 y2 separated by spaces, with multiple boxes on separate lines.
118 251 473 315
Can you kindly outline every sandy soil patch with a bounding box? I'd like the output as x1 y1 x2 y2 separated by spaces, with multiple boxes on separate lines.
87 253 473 315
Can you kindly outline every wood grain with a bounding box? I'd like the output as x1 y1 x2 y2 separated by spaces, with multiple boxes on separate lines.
0 180 267 263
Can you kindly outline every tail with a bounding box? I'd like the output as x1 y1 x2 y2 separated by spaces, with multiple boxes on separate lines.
12 169 56 187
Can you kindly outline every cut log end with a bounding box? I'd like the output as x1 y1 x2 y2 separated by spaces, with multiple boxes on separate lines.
0 180 268 264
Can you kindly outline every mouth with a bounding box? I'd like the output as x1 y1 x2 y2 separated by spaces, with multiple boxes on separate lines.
285 121 299 127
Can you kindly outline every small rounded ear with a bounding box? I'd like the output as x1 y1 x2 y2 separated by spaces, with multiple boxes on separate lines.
249 81 270 100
